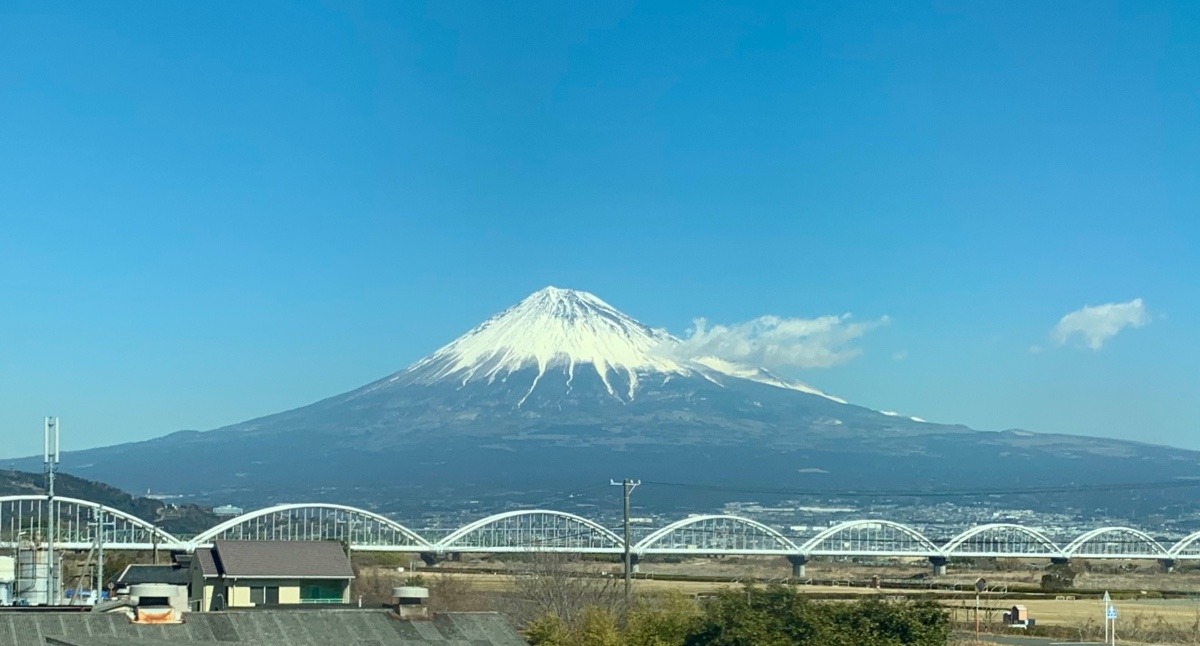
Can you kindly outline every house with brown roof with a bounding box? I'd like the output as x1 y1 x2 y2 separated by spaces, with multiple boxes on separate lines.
190 540 355 611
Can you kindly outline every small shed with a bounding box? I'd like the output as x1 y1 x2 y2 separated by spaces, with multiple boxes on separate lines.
1003 604 1033 627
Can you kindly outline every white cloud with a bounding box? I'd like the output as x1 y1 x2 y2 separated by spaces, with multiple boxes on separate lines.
1052 298 1149 350
670 313 889 369
892 350 908 361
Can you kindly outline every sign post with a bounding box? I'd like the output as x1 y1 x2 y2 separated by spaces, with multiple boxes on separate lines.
974 578 986 640
1103 591 1117 644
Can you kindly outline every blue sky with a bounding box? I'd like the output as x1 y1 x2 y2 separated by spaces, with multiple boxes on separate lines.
2 1 1197 458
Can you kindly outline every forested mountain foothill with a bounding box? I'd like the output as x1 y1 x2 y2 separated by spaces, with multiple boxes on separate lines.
0 468 219 535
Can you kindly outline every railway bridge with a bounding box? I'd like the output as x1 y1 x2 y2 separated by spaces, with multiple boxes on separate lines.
2 496 1195 577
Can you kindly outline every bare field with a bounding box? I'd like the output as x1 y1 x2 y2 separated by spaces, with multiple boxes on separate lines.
355 553 1200 642
406 553 1200 594
403 571 882 596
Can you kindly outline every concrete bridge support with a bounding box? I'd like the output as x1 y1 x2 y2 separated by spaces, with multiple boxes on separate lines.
928 556 948 577
1050 556 1071 566
630 554 641 574
419 552 442 567
787 554 809 579
1160 559 1177 573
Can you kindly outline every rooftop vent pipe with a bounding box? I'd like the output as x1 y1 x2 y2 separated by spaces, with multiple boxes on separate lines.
391 586 429 619
129 583 183 624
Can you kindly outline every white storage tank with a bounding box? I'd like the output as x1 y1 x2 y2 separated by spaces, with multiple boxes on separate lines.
0 556 13 607
0 556 14 583
17 547 52 605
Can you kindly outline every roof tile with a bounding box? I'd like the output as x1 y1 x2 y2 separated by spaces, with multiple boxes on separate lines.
207 540 354 579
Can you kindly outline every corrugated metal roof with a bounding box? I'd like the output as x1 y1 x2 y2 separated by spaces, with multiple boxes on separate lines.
0 610 528 645
203 540 355 579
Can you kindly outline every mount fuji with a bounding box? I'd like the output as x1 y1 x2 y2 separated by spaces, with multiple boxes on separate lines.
44 287 1200 515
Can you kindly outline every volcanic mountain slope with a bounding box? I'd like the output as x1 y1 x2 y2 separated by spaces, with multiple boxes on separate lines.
49 287 1200 511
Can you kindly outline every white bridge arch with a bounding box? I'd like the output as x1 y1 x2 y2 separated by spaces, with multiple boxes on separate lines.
1169 530 1200 558
0 495 181 551
190 503 431 551
802 520 939 557
433 510 623 554
942 524 1065 558
634 515 800 555
1064 527 1170 559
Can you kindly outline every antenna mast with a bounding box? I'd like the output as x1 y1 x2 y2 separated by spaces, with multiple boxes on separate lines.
44 417 60 605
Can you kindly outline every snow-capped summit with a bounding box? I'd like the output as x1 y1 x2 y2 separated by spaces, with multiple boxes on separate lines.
404 287 684 398
391 286 844 404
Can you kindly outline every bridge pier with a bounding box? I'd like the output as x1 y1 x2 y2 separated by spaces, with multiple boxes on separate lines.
419 552 442 567
630 554 640 574
1160 558 1177 573
1050 556 1071 566
928 556 948 577
787 554 808 579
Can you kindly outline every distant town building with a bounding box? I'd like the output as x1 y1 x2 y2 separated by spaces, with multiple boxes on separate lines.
212 504 244 517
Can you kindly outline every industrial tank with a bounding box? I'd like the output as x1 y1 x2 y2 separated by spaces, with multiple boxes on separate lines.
16 545 54 605
0 556 13 606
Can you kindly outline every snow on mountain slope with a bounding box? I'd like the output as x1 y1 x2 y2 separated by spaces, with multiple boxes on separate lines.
691 356 847 404
401 286 686 400
389 286 848 405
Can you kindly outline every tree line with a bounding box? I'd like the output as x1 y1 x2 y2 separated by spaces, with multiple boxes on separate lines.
525 584 950 646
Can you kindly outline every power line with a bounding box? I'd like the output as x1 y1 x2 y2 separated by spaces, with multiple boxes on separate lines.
641 478 1200 498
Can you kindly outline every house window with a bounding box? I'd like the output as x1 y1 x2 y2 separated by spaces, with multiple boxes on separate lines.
300 583 343 603
249 586 279 605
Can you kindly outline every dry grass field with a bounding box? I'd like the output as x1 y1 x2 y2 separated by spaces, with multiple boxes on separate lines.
353 552 1200 643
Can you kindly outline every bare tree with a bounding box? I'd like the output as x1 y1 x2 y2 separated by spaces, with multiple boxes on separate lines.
351 562 397 607
502 551 622 628
428 572 490 613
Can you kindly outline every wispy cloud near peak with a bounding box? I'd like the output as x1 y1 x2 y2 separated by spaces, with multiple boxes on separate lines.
670 313 889 369
1052 298 1149 350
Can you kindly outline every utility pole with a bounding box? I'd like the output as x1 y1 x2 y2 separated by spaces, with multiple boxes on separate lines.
91 506 111 603
609 478 640 612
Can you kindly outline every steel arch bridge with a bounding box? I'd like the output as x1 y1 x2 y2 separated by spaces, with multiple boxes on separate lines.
435 510 623 554
1064 527 1171 560
190 503 432 551
633 515 800 555
3 496 1196 563
942 524 1065 559
0 495 181 551
802 520 941 557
